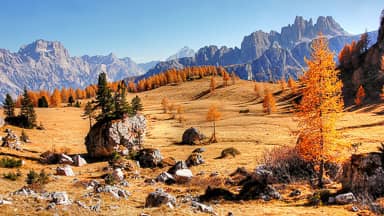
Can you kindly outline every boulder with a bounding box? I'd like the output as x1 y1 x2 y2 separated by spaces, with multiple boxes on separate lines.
50 192 71 205
340 152 384 198
1 128 21 150
182 127 205 145
58 154 74 165
168 161 188 175
40 151 60 164
72 155 87 167
56 165 75 176
112 168 124 182
85 115 146 158
145 188 176 208
186 153 204 166
335 192 357 205
136 148 163 168
191 201 216 215
175 169 193 183
95 185 130 199
156 172 175 185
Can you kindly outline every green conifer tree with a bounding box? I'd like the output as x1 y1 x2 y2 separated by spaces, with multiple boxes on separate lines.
3 93 15 118
131 95 143 115
20 88 37 128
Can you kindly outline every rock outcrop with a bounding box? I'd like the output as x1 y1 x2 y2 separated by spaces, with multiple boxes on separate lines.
181 127 205 145
145 188 176 208
85 115 146 159
340 152 384 198
1 129 21 150
135 148 163 168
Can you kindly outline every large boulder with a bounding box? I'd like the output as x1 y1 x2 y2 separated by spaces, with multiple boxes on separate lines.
186 153 204 166
340 152 384 199
72 155 87 167
182 127 205 145
136 148 163 168
1 128 21 150
168 161 188 175
56 165 75 176
85 115 146 158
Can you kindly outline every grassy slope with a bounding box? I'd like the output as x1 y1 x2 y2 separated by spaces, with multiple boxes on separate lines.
0 76 383 215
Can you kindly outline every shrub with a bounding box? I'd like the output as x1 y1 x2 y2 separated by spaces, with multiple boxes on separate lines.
3 170 22 181
104 173 116 185
20 129 30 142
0 157 23 168
26 169 49 190
239 109 250 114
306 189 332 206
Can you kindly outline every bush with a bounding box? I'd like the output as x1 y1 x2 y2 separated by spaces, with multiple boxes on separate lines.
307 189 332 206
26 170 49 190
239 109 250 114
3 170 22 181
0 157 23 168
104 173 116 185
20 130 30 142
5 115 33 129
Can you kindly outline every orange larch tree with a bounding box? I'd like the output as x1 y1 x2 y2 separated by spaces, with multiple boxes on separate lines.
280 79 287 91
206 104 221 143
296 34 345 188
287 76 297 93
354 85 366 105
262 88 276 114
222 71 230 87
50 88 62 107
210 76 216 93
254 82 262 98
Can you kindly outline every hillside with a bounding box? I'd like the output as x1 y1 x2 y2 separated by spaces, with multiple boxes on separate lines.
1 77 384 215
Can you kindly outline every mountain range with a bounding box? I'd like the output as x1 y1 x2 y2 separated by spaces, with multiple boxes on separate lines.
0 16 378 101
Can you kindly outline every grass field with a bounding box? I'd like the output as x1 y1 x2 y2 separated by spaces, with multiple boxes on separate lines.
0 77 383 215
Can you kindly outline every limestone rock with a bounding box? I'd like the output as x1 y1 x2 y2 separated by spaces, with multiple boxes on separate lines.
50 192 71 205
136 148 162 168
85 115 146 159
335 192 357 205
186 153 204 166
72 155 87 167
168 161 188 175
145 188 176 208
156 172 175 185
56 165 75 176
112 168 124 182
58 154 74 165
1 128 22 150
191 201 216 215
182 127 205 145
340 152 384 198
175 169 193 183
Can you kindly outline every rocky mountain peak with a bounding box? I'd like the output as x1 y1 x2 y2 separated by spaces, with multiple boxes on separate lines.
166 46 195 61
314 16 348 36
18 39 69 61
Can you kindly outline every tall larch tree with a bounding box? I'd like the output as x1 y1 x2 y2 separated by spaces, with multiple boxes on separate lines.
287 77 297 93
206 104 221 143
262 88 277 114
131 95 143 115
354 85 366 106
3 93 15 118
61 88 68 103
210 76 216 93
50 88 62 107
296 35 345 188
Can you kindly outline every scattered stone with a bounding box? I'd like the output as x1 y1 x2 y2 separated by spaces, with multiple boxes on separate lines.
186 153 204 166
139 213 151 216
210 171 219 177
112 168 124 182
335 192 356 205
191 201 217 215
90 201 101 212
75 200 89 209
47 202 56 210
145 188 176 208
156 172 175 185
72 155 87 167
95 185 130 199
1 128 22 150
144 178 156 185
175 169 193 183
192 147 206 153
58 153 74 165
0 199 12 205
182 127 205 145
168 160 188 175
135 148 163 168
13 187 37 196
289 189 301 197
255 165 273 177
351 206 360 212
56 165 75 176
120 180 129 187
50 192 71 205
85 115 146 158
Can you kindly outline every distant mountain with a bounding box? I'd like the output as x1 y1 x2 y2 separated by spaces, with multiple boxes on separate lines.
138 60 160 72
0 39 145 100
142 16 376 82
166 46 195 61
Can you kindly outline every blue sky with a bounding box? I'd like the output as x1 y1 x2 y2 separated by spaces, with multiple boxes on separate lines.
0 0 382 62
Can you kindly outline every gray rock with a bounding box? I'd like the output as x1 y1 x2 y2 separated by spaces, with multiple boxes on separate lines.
168 160 188 175
75 200 89 209
156 172 175 185
335 192 356 205
47 202 56 210
90 201 101 212
192 147 206 153
58 154 74 165
72 155 87 167
182 127 205 145
351 206 359 212
56 165 75 176
175 169 193 179
1 128 22 150
191 201 217 215
289 189 301 197
85 115 146 159
0 199 12 205
186 153 204 166
13 187 37 196
50 192 71 205
136 148 163 168
145 188 176 208
112 168 124 182
95 185 130 199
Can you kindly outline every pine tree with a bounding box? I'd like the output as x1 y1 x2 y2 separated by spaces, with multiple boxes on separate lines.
20 88 37 128
37 96 49 108
262 88 277 114
68 96 74 107
131 95 143 115
3 93 15 118
206 104 221 143
296 35 345 188
354 85 366 106
95 72 114 121
82 101 94 129
114 81 131 119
